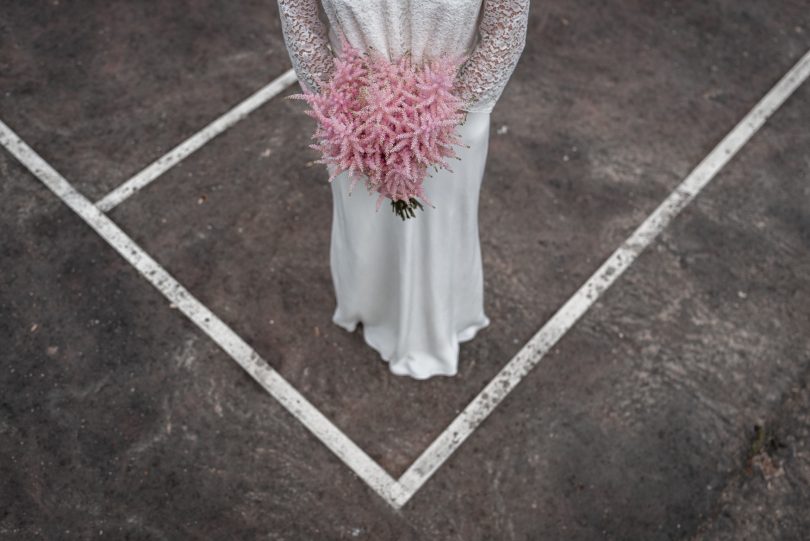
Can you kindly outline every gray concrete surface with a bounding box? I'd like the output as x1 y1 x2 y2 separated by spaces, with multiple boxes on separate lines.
1 0 809 539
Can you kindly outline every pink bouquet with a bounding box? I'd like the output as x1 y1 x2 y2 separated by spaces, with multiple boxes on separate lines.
286 33 470 220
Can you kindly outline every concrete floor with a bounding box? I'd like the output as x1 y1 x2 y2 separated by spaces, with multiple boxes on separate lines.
1 0 809 539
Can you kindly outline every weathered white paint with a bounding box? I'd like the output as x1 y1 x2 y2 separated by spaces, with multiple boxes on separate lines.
2 47 807 510
95 69 298 212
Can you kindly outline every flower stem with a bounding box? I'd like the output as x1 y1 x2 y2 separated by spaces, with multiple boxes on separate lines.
391 197 425 220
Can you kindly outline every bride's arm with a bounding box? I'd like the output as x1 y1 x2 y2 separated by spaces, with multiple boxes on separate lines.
453 0 531 113
277 0 336 94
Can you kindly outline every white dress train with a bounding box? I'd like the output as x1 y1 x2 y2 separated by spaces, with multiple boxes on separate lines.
328 111 492 378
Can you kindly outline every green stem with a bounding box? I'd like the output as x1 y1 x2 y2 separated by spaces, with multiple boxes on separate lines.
391 197 425 220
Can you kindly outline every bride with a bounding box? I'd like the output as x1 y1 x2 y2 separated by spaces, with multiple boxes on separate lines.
277 0 530 379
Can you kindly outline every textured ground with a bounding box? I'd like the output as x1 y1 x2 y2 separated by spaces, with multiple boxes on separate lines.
1 0 809 539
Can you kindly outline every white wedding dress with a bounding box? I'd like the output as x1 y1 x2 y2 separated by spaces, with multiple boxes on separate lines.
277 0 529 379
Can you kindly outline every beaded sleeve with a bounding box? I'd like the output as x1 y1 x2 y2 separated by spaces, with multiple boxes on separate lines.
453 0 531 113
277 0 336 94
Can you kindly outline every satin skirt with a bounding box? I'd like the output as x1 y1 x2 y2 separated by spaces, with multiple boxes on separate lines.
328 111 491 379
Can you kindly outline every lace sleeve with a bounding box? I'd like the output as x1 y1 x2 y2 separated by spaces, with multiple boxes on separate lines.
277 0 336 94
453 0 530 113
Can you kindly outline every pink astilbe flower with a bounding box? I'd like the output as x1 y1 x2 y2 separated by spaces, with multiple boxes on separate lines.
286 31 469 220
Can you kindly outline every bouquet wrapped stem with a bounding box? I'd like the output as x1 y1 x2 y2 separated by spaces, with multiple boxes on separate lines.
286 31 470 220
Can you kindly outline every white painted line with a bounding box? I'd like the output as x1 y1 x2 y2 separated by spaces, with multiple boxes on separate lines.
393 48 810 507
3 46 807 511
95 68 298 212
0 119 407 508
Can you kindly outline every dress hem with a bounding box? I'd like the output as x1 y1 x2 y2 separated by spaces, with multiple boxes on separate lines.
331 312 491 380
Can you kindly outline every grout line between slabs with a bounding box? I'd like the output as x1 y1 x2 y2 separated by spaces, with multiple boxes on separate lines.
95 68 298 212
